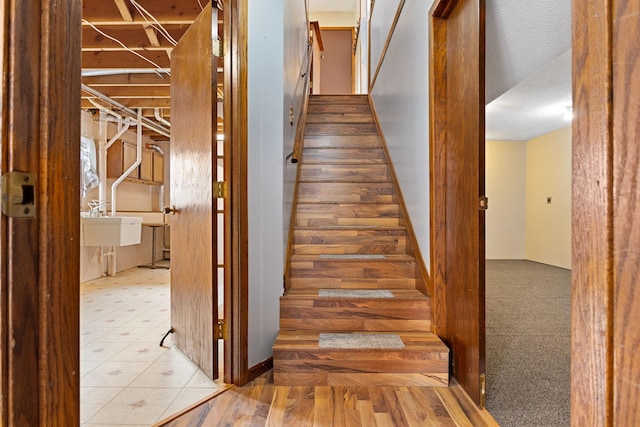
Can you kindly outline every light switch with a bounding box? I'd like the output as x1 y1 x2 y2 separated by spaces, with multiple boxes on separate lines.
547 197 552 204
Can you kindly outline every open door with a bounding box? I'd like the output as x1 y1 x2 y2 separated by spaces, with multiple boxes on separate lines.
169 3 220 380
430 0 486 406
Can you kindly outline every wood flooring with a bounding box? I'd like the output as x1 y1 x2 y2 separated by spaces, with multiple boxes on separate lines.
156 370 499 427
274 95 449 387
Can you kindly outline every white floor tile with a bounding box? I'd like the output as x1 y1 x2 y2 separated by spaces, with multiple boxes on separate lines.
82 361 154 387
80 267 224 425
85 387 181 425
128 361 198 389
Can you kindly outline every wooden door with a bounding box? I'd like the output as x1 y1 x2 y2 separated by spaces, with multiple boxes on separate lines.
319 29 354 94
170 3 219 380
1 0 81 424
430 0 486 406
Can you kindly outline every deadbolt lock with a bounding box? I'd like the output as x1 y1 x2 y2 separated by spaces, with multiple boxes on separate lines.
1 171 36 218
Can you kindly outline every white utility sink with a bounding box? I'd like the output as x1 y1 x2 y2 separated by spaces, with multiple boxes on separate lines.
81 216 143 247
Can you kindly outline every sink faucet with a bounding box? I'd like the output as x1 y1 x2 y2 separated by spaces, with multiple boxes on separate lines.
88 200 108 217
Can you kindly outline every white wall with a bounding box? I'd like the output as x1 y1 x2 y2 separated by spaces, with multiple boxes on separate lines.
369 0 432 269
247 0 306 368
309 11 357 27
485 141 527 259
526 126 572 268
369 0 401 83
80 110 166 282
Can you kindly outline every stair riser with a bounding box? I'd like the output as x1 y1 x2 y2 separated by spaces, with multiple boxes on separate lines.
304 135 381 149
307 104 372 114
279 318 432 332
300 165 391 182
290 260 416 280
273 372 448 387
306 113 374 124
289 278 416 289
303 148 385 164
306 123 378 136
295 203 402 226
298 183 397 203
281 298 430 317
309 95 369 104
294 230 407 255
273 354 447 372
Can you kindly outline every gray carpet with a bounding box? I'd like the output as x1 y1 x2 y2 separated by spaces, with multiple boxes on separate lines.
485 260 570 427
318 333 405 349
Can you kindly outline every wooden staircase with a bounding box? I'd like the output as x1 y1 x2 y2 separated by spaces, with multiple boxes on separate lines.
273 95 449 387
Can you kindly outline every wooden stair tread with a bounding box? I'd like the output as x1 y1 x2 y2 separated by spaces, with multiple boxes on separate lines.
294 226 406 230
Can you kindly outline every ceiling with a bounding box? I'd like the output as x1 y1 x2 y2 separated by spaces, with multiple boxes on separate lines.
81 0 572 142
81 0 221 141
484 0 572 141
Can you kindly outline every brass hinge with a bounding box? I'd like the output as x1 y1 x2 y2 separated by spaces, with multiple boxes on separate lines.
479 195 489 211
480 373 486 408
1 171 36 218
217 320 226 340
213 37 224 57
214 181 228 199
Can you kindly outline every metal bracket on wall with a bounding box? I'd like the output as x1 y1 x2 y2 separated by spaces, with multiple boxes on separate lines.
1 171 36 218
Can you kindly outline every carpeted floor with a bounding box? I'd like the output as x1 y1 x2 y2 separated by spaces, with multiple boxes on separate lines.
485 260 571 427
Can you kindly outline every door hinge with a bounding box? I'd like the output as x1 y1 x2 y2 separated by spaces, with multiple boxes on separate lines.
213 37 224 57
479 195 488 211
217 320 226 340
480 373 486 408
214 181 228 199
1 171 36 218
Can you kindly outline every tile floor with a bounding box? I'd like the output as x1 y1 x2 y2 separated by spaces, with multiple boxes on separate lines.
81 266 224 426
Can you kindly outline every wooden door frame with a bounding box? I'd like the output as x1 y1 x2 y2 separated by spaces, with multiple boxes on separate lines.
1 0 81 424
429 0 486 407
571 0 640 425
224 0 251 386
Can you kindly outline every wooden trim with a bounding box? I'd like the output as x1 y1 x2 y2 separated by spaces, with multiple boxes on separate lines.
430 0 459 18
368 95 431 296
612 2 640 424
429 10 447 337
1 0 81 424
310 21 324 51
153 385 233 426
247 357 273 382
225 0 250 386
369 0 406 91
571 1 613 425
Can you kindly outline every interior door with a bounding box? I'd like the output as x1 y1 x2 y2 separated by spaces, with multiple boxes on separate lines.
170 3 219 380
431 0 486 406
319 28 354 94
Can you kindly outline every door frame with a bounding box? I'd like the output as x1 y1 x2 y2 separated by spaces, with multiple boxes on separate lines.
1 0 81 424
429 0 486 407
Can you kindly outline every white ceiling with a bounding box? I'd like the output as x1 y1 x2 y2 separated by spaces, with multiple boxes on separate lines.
309 0 573 141
485 0 572 141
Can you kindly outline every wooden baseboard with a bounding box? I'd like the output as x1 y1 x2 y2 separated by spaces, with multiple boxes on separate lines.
248 357 274 382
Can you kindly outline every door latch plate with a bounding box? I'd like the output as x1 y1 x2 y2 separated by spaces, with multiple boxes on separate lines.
1 171 36 218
